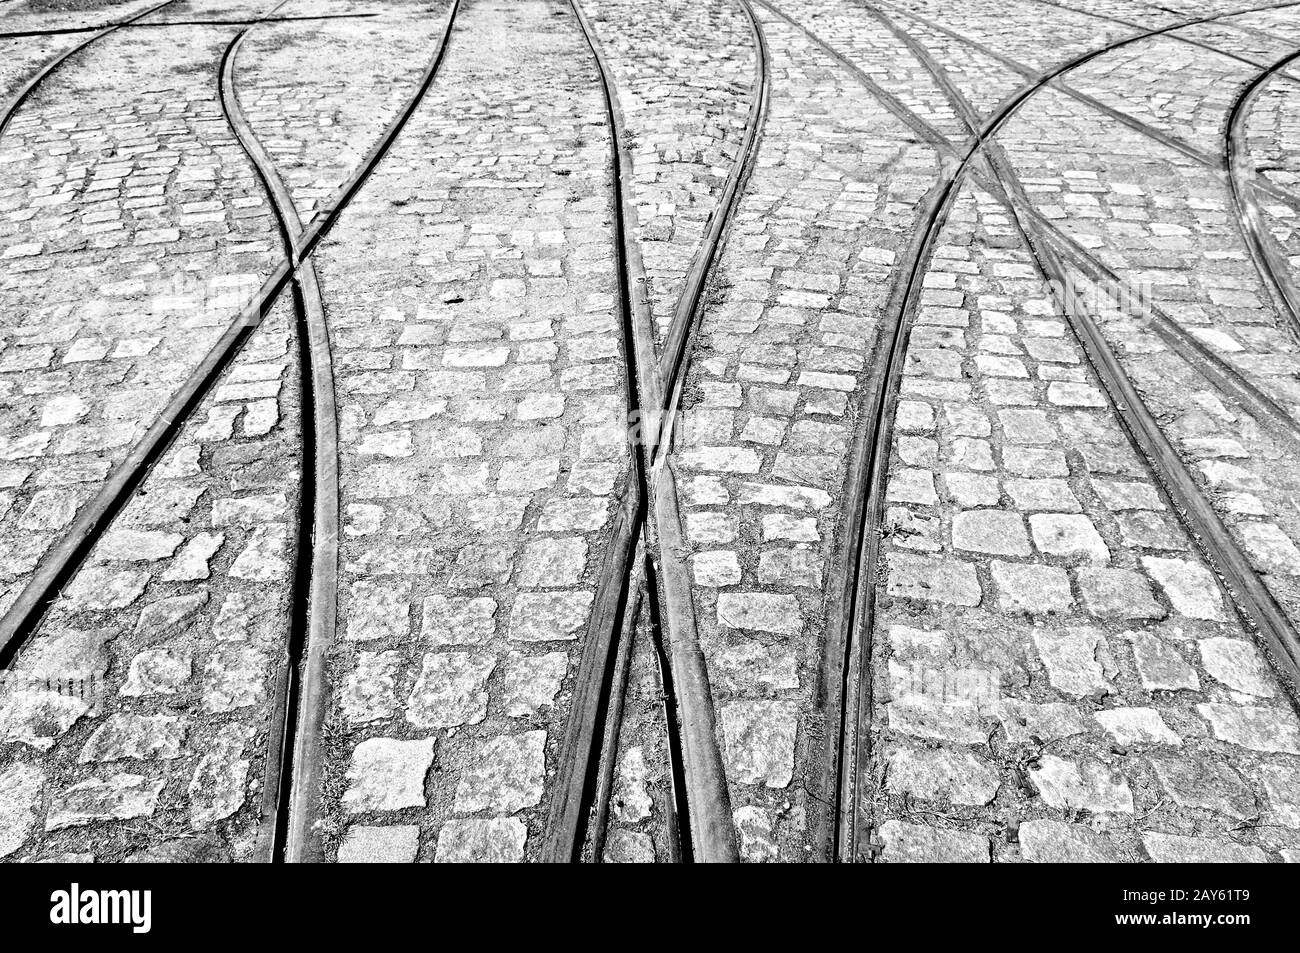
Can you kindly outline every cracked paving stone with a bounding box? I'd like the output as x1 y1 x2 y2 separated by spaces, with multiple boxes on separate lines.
1152 760 1257 820
201 646 266 714
1198 637 1276 698
712 642 799 694
59 568 150 611
1260 764 1300 827
998 699 1088 744
602 829 656 863
1076 568 1164 620
716 592 803 636
0 689 87 750
133 592 209 643
734 805 778 862
97 529 184 562
120 648 193 697
501 652 567 718
885 746 1000 805
1033 628 1112 697
611 746 653 824
228 525 289 581
1131 632 1200 692
1093 707 1180 747
1029 755 1134 813
189 724 255 830
1142 558 1227 621
886 554 981 606
1197 704 1300 754
78 714 187 763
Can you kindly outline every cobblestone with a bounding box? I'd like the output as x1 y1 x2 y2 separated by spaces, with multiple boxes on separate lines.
1019 819 1118 862
999 68 1300 657
0 15 283 620
0 0 359 865
336 824 421 863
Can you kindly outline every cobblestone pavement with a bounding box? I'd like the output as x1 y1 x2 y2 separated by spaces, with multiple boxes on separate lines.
3 0 1300 864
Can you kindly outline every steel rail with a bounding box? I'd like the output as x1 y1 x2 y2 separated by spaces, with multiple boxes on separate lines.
642 0 773 864
542 0 660 864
